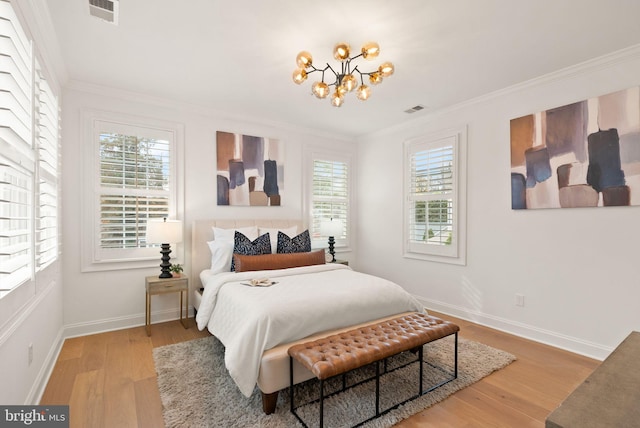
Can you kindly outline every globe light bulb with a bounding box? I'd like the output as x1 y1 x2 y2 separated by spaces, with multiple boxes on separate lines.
369 72 383 85
356 85 371 101
379 62 394 77
292 68 307 84
331 91 344 107
296 51 313 68
361 42 380 60
333 42 350 62
341 74 357 92
312 81 329 98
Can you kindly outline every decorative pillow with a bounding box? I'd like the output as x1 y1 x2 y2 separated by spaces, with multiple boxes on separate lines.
213 225 258 242
207 240 234 274
259 226 298 253
231 231 272 271
234 249 326 272
277 229 311 254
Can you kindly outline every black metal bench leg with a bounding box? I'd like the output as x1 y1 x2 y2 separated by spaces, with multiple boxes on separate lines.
375 360 380 416
320 379 324 428
419 345 424 394
454 332 458 379
289 356 294 413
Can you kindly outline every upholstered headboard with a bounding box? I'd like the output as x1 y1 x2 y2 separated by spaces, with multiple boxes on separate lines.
190 219 304 290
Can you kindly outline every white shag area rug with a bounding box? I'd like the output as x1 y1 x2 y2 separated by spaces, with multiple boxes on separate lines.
153 334 515 427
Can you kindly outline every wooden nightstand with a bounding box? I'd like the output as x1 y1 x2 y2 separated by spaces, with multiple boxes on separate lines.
332 259 349 266
145 275 189 336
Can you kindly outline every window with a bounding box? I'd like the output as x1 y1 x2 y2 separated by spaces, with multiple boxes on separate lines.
82 113 183 271
304 150 353 250
1 0 60 298
0 157 32 296
404 126 466 265
98 130 170 249
36 66 59 269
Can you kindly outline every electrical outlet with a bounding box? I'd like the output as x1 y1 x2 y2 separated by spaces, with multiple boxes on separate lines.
515 294 525 307
28 343 33 366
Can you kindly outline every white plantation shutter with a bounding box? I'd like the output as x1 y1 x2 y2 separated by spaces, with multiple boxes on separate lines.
311 158 349 245
81 114 182 271
404 128 467 264
0 0 34 295
0 159 32 293
35 66 59 269
98 131 171 250
408 144 454 245
85 117 179 269
0 0 32 154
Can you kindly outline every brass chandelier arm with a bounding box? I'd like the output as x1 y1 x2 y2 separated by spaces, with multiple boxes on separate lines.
305 61 378 87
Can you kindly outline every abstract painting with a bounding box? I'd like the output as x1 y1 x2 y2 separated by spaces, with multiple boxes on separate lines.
216 131 284 206
510 87 640 209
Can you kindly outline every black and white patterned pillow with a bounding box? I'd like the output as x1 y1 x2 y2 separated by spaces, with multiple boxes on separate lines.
231 232 272 271
277 230 311 254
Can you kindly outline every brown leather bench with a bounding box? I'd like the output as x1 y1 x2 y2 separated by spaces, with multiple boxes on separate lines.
288 312 460 427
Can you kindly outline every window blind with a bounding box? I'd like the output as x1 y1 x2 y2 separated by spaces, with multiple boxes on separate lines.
0 0 32 153
403 127 467 264
0 0 34 294
311 159 348 240
0 160 32 292
35 67 59 268
408 145 455 246
98 133 170 249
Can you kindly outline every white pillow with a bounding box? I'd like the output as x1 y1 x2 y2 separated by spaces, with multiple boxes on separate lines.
258 226 298 253
207 240 234 274
209 226 258 272
212 225 258 242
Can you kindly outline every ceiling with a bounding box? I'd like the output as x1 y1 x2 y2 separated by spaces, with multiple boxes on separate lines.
45 0 640 138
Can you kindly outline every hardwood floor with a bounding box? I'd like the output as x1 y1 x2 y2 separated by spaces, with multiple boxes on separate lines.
40 319 210 428
40 312 599 427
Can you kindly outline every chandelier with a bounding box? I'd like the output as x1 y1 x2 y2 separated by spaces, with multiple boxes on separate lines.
292 42 394 107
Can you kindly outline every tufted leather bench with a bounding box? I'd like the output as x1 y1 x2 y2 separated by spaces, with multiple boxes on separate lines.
288 312 460 427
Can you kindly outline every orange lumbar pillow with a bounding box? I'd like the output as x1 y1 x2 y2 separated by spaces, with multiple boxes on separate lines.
233 249 326 272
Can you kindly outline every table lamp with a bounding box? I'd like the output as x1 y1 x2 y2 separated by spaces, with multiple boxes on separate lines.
146 218 183 278
320 219 343 263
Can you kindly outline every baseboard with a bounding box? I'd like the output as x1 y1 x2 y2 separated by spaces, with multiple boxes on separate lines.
26 327 64 404
30 307 195 405
416 295 611 361
63 307 195 339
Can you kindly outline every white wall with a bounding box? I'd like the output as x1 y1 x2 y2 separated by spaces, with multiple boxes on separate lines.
61 83 355 336
0 268 63 404
356 46 640 359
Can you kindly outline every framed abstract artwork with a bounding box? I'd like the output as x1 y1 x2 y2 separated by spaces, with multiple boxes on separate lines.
216 131 284 206
510 87 640 209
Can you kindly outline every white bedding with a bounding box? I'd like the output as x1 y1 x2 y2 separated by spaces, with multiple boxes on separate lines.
195 263 424 397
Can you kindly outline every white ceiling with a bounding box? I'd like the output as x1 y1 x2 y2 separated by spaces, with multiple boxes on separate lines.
45 0 640 137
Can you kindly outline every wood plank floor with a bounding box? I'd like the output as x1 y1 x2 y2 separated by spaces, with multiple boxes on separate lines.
40 312 599 427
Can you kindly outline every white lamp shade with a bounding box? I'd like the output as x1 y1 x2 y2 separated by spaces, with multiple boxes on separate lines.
146 219 183 244
320 219 344 237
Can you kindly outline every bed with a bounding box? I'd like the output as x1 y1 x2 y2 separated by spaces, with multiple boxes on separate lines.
190 219 425 413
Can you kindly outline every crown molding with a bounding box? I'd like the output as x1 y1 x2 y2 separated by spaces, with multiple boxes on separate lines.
364 43 640 140
65 79 354 143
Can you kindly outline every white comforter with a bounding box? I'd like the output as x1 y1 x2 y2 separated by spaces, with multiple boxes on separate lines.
195 263 424 397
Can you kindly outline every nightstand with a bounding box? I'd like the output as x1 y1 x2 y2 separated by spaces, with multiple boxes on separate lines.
332 259 349 266
145 275 189 336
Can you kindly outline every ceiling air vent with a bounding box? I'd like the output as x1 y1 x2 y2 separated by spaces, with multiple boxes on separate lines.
89 0 119 25
404 105 426 114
